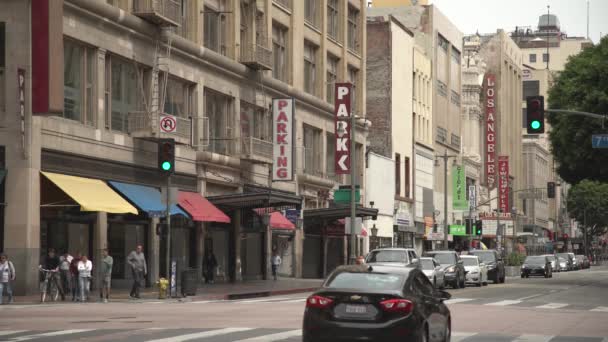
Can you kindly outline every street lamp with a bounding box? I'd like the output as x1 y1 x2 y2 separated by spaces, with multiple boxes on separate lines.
435 150 459 250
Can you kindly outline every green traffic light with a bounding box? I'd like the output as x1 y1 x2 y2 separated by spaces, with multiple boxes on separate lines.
161 161 172 171
530 120 541 130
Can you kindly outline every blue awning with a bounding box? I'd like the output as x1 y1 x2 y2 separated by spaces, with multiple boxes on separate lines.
108 181 188 218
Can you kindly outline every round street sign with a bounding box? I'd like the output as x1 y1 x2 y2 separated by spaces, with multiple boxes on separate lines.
160 115 177 133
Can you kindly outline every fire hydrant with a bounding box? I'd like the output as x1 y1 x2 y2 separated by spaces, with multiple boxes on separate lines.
157 278 169 299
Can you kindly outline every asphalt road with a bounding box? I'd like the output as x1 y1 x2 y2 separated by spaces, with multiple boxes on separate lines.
0 266 607 341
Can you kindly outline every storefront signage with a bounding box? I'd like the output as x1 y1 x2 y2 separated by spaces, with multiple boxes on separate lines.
394 211 412 227
485 74 497 189
272 99 294 181
480 220 514 237
452 165 467 210
426 232 445 241
334 83 352 174
498 156 509 213
449 225 467 236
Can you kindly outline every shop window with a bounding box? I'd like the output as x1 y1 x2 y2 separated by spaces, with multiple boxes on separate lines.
108 223 147 280
64 38 96 126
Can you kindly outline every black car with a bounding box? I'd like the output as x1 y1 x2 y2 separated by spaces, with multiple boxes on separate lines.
469 249 506 283
556 253 574 271
302 264 452 342
521 256 553 278
422 251 466 289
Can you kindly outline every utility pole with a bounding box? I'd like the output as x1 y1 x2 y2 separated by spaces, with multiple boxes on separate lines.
165 176 171 296
436 150 458 250
349 91 357 265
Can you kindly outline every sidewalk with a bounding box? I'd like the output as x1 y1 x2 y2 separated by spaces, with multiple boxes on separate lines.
7 277 323 305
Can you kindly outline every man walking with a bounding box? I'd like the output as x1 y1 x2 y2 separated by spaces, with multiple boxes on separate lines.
0 254 15 304
99 249 113 303
271 250 282 281
69 252 81 301
128 245 147 299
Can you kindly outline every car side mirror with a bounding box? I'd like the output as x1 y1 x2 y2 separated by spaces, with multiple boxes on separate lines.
436 290 451 302
411 258 419 264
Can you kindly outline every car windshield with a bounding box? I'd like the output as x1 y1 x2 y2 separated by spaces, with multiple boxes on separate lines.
366 250 407 263
471 251 496 263
525 256 546 265
325 272 406 291
557 253 570 260
545 255 555 261
462 258 478 266
420 259 435 270
429 253 456 265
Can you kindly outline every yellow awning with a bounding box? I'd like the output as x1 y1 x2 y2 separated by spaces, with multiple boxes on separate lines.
41 172 138 214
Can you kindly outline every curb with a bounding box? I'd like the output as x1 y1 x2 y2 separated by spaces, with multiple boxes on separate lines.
224 287 319 300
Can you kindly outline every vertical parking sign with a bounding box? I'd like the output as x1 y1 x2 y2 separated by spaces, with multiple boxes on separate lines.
335 84 352 174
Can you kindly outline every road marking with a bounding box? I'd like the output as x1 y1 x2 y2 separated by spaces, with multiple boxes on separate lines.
444 298 474 305
0 331 26 337
232 329 302 342
188 300 225 304
485 300 522 306
145 328 255 342
279 298 307 303
7 329 94 341
517 294 544 301
512 334 555 342
535 303 569 309
451 332 477 342
591 306 608 312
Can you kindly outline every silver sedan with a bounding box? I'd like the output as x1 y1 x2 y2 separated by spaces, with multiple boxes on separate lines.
420 257 446 289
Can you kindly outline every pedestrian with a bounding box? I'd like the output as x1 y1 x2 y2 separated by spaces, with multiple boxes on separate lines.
127 245 147 299
271 250 281 281
355 255 365 265
42 248 64 299
99 248 113 303
0 254 16 304
70 252 81 301
77 255 92 302
202 249 217 284
59 251 72 301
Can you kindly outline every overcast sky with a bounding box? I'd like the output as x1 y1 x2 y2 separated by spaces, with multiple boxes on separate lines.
428 0 607 43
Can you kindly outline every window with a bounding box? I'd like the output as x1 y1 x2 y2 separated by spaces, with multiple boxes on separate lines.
348 67 358 111
106 55 147 132
327 0 340 41
162 77 193 118
203 3 227 55
303 124 322 175
523 80 540 100
326 132 336 179
205 89 234 155
436 126 447 143
395 153 401 196
305 0 318 27
325 272 405 291
241 101 271 141
274 0 290 9
404 156 410 198
438 34 449 52
326 55 339 104
451 47 461 64
272 24 288 82
529 54 537 63
64 39 96 126
304 42 317 95
347 6 360 52
543 53 550 63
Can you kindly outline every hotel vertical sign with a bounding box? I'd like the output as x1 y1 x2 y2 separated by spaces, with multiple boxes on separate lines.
485 74 497 189
272 99 294 181
498 156 509 214
335 83 352 174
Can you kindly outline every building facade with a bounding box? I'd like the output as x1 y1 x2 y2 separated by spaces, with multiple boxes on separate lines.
0 0 368 294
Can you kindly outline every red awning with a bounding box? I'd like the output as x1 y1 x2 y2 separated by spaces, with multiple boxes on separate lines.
178 191 231 223
336 219 367 236
254 209 296 230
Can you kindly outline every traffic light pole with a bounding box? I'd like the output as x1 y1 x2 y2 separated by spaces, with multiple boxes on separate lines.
165 175 171 297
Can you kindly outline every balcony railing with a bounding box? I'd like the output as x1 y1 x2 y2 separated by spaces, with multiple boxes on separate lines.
128 111 191 144
133 0 181 27
241 136 273 162
239 43 273 71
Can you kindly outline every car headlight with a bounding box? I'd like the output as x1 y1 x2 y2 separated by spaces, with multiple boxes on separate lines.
522 265 527 269
487 264 497 269
446 266 455 273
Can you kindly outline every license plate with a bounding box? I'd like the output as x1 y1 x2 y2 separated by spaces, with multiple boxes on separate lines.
345 305 367 314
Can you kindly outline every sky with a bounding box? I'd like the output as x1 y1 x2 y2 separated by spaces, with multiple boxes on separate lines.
428 0 607 43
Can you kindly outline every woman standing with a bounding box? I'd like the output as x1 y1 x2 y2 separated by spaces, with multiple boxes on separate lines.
77 255 93 302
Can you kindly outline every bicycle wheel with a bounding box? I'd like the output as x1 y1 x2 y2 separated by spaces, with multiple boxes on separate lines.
40 279 48 303
50 281 59 301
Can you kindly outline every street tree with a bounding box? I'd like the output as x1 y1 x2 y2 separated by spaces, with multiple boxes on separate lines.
547 36 608 184
566 180 608 238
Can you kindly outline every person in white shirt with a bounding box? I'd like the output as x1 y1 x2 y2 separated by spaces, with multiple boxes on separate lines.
59 251 72 301
77 255 93 302
271 250 282 281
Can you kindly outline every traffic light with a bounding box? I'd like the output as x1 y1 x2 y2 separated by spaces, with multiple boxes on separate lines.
526 96 545 134
547 181 556 198
475 220 483 236
158 139 175 175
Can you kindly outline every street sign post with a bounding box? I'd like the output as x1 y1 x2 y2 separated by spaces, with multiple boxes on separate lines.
592 134 608 148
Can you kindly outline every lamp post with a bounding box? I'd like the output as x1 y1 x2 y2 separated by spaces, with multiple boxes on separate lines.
371 224 378 250
435 150 459 250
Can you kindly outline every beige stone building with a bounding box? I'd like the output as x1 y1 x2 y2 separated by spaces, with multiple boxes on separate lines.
0 0 369 294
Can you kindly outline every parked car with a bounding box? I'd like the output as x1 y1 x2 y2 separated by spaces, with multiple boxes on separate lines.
302 264 452 342
460 255 488 287
575 255 590 269
556 253 574 271
423 251 466 289
420 257 446 289
469 249 506 283
365 248 419 267
557 256 569 272
521 256 553 278
568 252 580 270
542 254 558 272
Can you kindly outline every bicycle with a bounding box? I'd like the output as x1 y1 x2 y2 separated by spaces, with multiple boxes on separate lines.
39 268 60 303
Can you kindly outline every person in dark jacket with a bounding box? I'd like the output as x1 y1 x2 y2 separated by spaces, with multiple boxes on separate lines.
203 250 218 284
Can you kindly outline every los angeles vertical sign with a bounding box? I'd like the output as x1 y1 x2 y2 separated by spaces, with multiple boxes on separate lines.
335 84 352 174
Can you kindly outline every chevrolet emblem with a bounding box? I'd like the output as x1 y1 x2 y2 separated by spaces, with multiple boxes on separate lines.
350 295 362 301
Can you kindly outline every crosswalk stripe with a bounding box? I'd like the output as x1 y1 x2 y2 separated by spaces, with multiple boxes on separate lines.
445 298 474 305
145 328 255 342
7 329 94 341
0 331 26 337
232 329 302 342
535 303 569 309
451 332 477 342
590 306 608 312
486 300 522 306
512 334 555 342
